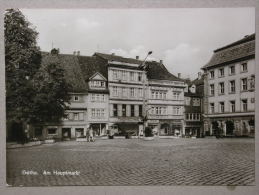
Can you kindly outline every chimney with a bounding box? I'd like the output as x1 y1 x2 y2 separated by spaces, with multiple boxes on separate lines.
178 73 181 78
136 56 139 60
198 72 202 79
160 60 163 64
77 51 80 56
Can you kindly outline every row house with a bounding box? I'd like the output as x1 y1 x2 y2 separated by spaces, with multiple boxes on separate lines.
202 34 255 137
146 61 185 136
183 72 204 138
31 51 185 140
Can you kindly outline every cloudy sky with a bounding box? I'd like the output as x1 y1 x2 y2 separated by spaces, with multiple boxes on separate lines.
22 8 255 79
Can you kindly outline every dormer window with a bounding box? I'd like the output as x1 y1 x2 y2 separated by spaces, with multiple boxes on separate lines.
90 80 105 88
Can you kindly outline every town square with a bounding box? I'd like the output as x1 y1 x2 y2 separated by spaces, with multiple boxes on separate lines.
4 7 255 187
7 138 254 186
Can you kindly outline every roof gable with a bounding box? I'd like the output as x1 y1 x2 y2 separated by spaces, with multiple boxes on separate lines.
89 72 107 81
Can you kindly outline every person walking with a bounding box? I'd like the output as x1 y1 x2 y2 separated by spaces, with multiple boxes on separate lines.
86 128 90 142
89 128 94 142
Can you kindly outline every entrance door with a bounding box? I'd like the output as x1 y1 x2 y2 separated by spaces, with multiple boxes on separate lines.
62 128 71 140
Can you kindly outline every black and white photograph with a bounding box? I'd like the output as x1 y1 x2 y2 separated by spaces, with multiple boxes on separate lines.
4 6 256 187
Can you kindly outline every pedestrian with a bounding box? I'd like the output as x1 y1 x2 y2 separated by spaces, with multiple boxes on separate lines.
89 128 94 142
86 128 90 142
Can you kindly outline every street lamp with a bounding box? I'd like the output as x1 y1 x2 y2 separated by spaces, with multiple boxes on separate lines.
139 51 153 133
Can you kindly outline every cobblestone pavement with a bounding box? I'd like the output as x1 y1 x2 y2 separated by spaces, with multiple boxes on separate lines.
6 138 255 186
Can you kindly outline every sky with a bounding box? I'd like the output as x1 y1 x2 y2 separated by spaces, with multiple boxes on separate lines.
21 8 255 79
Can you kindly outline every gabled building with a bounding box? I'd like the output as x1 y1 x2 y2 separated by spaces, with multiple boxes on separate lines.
145 61 185 136
183 72 204 138
32 51 185 140
202 34 255 137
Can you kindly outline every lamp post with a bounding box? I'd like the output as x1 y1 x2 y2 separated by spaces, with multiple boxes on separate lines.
140 51 152 132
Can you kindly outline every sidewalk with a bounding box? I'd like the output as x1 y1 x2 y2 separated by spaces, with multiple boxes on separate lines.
7 141 43 149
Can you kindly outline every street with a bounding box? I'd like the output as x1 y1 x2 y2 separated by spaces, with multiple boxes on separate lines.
6 138 255 186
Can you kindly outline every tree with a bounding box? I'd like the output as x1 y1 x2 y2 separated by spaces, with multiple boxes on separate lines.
5 9 41 122
31 55 71 123
5 9 71 141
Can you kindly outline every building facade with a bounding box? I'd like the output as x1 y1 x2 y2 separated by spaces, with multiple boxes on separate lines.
146 64 185 136
31 51 185 140
202 34 255 137
183 73 204 138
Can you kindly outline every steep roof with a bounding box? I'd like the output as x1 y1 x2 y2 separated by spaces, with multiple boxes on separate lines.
77 55 108 81
146 61 183 81
94 52 142 65
41 53 88 93
95 52 182 82
202 33 255 69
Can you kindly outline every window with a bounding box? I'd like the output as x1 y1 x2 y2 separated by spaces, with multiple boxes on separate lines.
122 70 127 81
210 84 215 96
219 68 224 77
113 104 118 117
155 91 159 99
229 65 235 75
242 99 248 112
193 98 200 106
139 88 143 97
229 80 235 93
210 71 214 79
122 87 127 97
241 62 248 72
130 88 136 97
173 107 181 115
152 90 167 99
138 72 142 81
48 128 57 135
163 92 167 99
152 106 167 115
173 92 180 100
131 105 135 117
74 96 79 101
210 103 215 113
185 97 191 105
251 98 255 103
139 105 143 117
90 81 105 88
219 102 225 113
74 113 79 120
91 109 105 118
219 82 225 94
91 94 105 102
113 70 118 79
230 101 235 112
113 86 118 96
241 78 248 91
130 72 135 81
122 104 126 116
186 114 189 120
249 75 255 90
